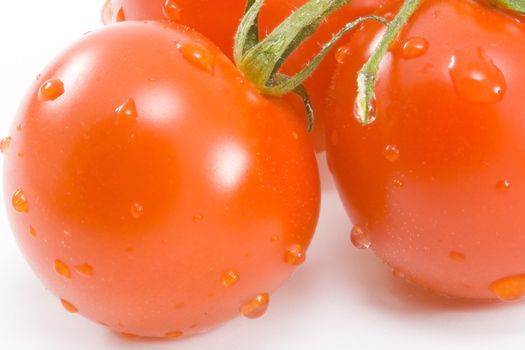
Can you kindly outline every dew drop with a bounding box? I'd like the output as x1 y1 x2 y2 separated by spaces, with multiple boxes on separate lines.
448 251 466 262
335 46 350 64
12 189 28 213
496 180 511 192
391 267 405 279
448 49 506 103
29 225 37 237
392 178 404 188
400 37 428 59
54 260 72 279
38 78 64 101
120 332 140 340
75 264 94 277
350 225 371 249
115 98 138 125
163 0 181 21
60 299 78 313
0 136 12 154
192 214 203 222
383 144 400 162
222 270 240 287
240 293 270 319
490 274 525 301
130 202 144 219
179 43 215 74
115 7 126 22
270 235 280 242
165 330 183 339
284 244 306 266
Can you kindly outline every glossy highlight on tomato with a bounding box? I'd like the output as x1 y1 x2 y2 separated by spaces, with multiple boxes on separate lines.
327 0 525 300
3 21 320 337
101 0 385 150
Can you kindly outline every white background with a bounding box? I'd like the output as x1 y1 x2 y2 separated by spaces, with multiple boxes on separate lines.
1 1 525 349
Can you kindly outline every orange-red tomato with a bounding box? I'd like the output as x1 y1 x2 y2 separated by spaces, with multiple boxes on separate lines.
326 0 525 300
102 0 385 150
3 21 320 337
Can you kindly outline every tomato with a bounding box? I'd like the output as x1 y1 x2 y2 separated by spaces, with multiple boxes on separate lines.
101 0 385 150
326 0 525 300
3 21 320 337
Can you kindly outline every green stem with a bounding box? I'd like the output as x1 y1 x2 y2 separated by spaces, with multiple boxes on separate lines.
487 0 525 14
355 0 421 125
236 0 350 92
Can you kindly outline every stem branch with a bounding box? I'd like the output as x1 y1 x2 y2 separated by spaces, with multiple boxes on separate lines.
355 0 421 125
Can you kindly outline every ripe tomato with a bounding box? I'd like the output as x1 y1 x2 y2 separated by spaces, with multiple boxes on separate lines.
101 0 384 150
3 21 320 338
326 0 525 300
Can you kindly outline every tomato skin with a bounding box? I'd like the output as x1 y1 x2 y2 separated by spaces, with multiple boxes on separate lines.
102 0 385 150
327 0 525 300
3 21 320 337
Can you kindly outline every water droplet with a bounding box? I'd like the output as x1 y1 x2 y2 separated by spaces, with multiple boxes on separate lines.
391 267 405 279
29 226 37 237
54 260 72 279
38 78 64 101
350 225 371 249
222 270 240 287
179 43 215 74
60 299 78 313
192 214 203 222
400 37 428 59
335 46 350 64
496 180 511 192
120 332 140 340
383 144 400 162
165 331 183 339
240 293 270 319
448 49 506 103
75 264 94 277
0 136 12 154
284 244 306 266
115 98 138 125
115 7 126 22
490 274 525 301
448 251 466 262
130 202 144 218
292 132 299 140
12 189 28 213
392 178 404 188
163 0 181 21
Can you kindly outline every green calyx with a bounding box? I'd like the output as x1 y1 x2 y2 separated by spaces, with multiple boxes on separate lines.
487 0 525 14
233 0 386 131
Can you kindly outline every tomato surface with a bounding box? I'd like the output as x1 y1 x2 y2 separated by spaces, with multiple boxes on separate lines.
326 0 525 300
102 0 385 150
3 21 320 337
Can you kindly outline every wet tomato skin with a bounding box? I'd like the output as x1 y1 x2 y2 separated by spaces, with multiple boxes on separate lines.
102 0 385 150
3 21 320 337
327 0 525 300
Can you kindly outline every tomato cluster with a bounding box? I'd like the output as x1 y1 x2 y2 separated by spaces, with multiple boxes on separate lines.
3 0 525 342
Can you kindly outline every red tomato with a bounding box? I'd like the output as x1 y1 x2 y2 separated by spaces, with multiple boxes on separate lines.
101 0 385 150
326 0 525 300
3 21 320 338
